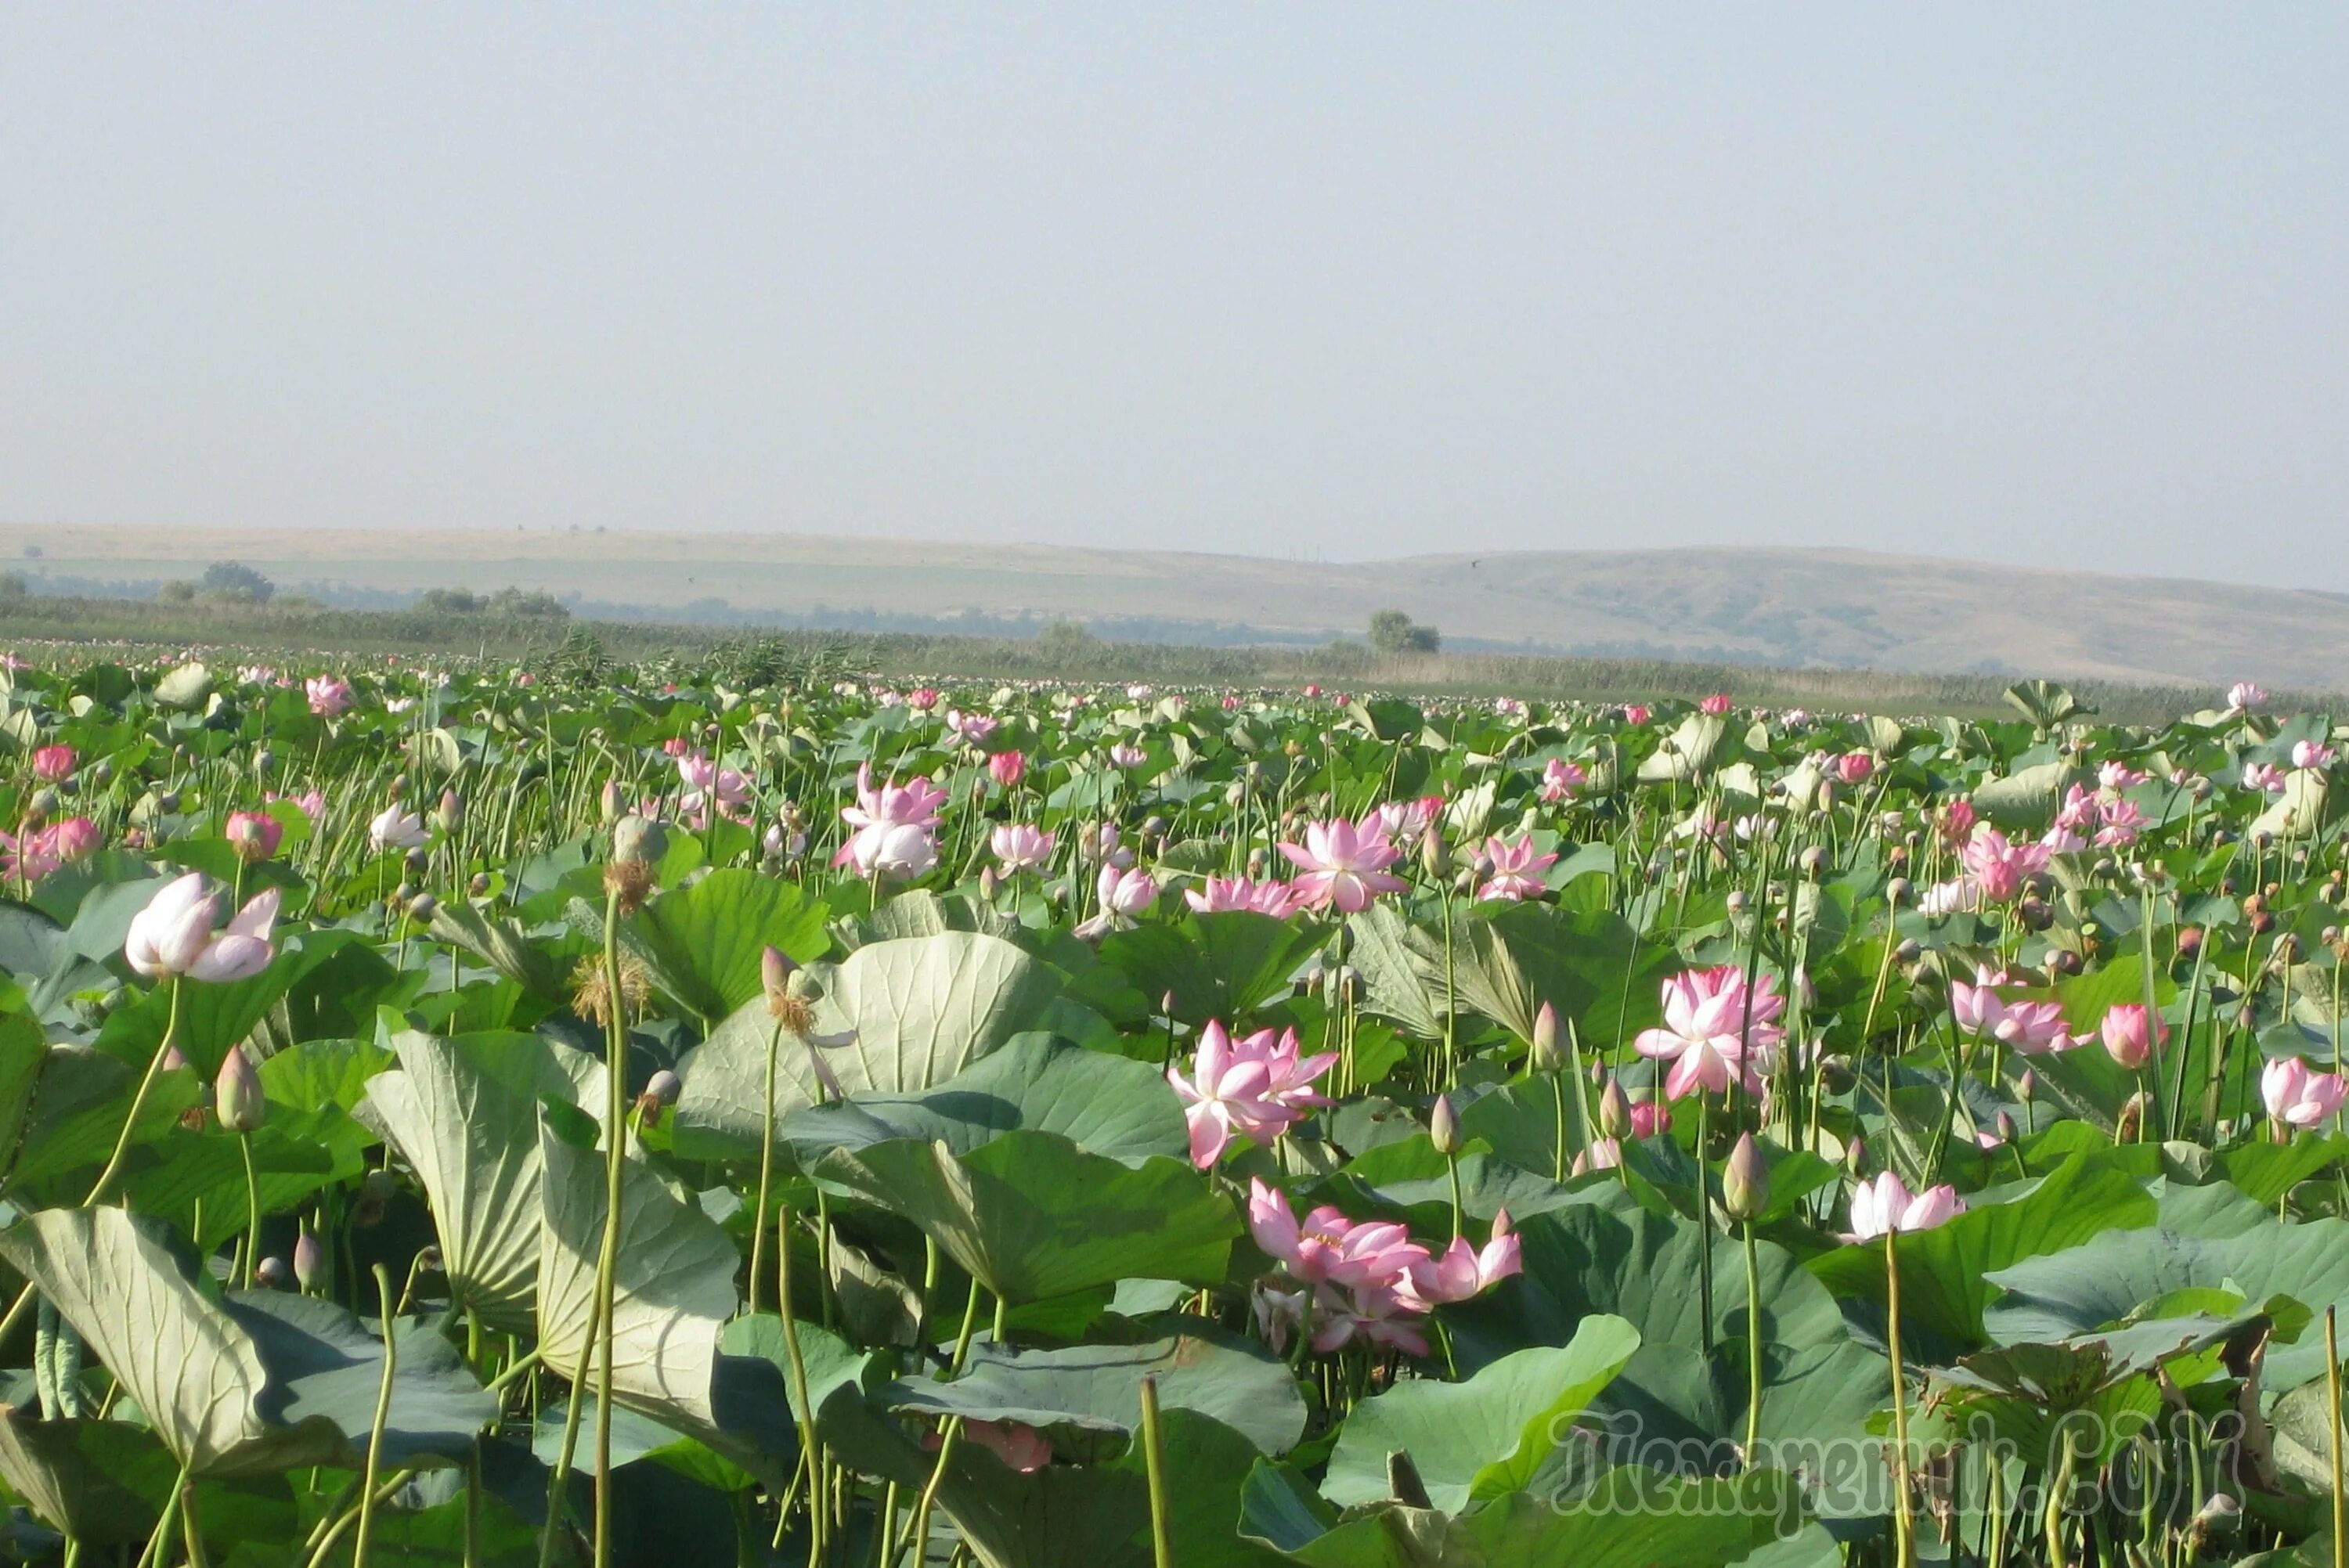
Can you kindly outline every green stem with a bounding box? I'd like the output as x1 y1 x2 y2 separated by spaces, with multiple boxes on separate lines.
750 1020 784 1316
239 1133 262 1290
1140 1375 1176 1568
1741 1220 1763 1465
592 885 627 1568
774 1202 824 1562
1885 1227 1915 1568
355 1263 399 1568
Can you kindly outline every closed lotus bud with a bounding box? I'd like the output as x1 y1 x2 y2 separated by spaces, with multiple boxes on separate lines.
1722 1133 1769 1222
1894 938 1921 965
1420 824 1449 880
2016 1067 2037 1103
392 881 416 907
2251 910 2275 937
294 1229 326 1292
612 813 666 866
979 865 999 899
2114 1091 2147 1143
1995 1110 2018 1143
1597 1076 1633 1140
2018 897 2053 932
1530 1001 1564 1073
215 1045 266 1134
251 748 273 776
1846 1134 1867 1175
255 1255 292 1290
2176 926 2203 959
762 945 794 1004
92 759 116 787
157 789 181 814
1429 1094 1462 1156
355 1168 396 1227
436 788 464 831
600 780 624 824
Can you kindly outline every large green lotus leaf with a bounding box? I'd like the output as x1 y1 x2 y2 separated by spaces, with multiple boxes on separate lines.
5 1044 202 1199
627 868 831 1026
424 899 567 1000
1097 912 1325 1028
357 1029 604 1332
819 1384 1280 1568
1445 1203 1885 1462
882 1325 1306 1458
92 930 381 1079
1239 1458 1804 1568
1969 762 2082 829
1983 1209 2349 1393
0 1411 177 1543
0 1209 489 1476
777 1034 1189 1167
1636 713 1733 782
1806 1154 2156 1350
0 1008 45 1177
1322 1315 1640 1511
674 931 1055 1159
2252 766 2333 839
1344 905 1446 1041
534 1123 796 1476
811 1130 1239 1304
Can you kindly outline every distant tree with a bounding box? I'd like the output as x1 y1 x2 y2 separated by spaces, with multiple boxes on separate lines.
0 572 27 600
417 587 481 613
200 561 274 601
1368 609 1440 655
1037 620 1097 655
158 580 197 604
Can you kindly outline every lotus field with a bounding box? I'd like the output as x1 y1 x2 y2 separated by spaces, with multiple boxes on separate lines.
4 658 2349 1568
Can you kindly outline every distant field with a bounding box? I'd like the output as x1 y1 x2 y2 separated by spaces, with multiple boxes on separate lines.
5 521 2348 692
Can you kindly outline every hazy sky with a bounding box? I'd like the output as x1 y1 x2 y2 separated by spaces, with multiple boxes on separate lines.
4 8 2345 586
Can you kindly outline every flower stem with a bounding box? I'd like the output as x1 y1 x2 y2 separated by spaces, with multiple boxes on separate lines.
355 1263 399 1568
591 885 627 1568
1741 1219 1763 1465
1140 1375 1176 1568
749 1020 784 1316
1885 1227 1915 1568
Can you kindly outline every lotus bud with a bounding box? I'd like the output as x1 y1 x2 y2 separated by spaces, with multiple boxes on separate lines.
215 1045 266 1134
1597 1076 1633 1141
600 780 624 824
92 759 116 788
1846 1134 1867 1175
393 882 416 907
436 788 464 831
762 945 795 1004
1420 824 1449 881
252 748 273 777
2016 1067 2037 1104
1995 1110 2018 1143
1530 1000 1565 1074
1429 1094 1462 1156
255 1255 292 1290
355 1168 395 1227
388 773 410 800
1722 1133 1769 1223
979 865 999 899
2114 1091 2147 1144
294 1228 327 1292
2175 926 2203 959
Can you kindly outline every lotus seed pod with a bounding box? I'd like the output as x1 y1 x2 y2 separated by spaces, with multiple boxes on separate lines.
612 813 666 867
255 1256 292 1290
1885 877 1913 907
407 892 438 923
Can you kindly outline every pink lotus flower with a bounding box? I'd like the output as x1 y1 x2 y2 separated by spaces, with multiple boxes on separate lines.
370 805 427 852
1959 826 2049 903
1573 1137 1623 1174
2293 741 2337 771
2244 762 2289 793
1373 795 1445 843
0 820 97 881
1185 875 1304 918
2262 1057 2347 1130
1699 694 1732 716
1628 1100 1673 1138
987 752 1027 788
945 708 998 744
124 873 280 983
1935 800 1979 845
2227 682 2268 713
1950 966 2075 1055
1405 1213 1523 1307
1076 863 1160 935
1277 817 1408 914
1622 704 1651 726
1245 1181 1443 1357
1831 752 1875 785
305 676 353 717
989 823 1054 874
49 816 100 863
225 809 283 863
1845 1171 1963 1242
2098 761 2148 790
662 737 693 758
1476 833 1557 902
1172 1023 1337 1166
835 765 949 875
1108 743 1147 770
1633 967 1787 1101
31 745 75 782
907 687 941 712
2098 1004 2168 1072
1539 759 1587 802
268 789 326 823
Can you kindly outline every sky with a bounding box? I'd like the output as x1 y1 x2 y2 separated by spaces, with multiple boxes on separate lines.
3 7 2345 587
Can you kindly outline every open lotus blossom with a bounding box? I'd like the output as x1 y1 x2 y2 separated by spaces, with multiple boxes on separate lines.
225 809 284 863
2227 682 2268 713
124 873 281 983
944 708 998 744
1277 816 1408 914
2262 1057 2348 1131
1539 758 1587 802
1372 795 1445 843
835 764 949 876
1916 878 1983 917
1171 1022 1336 1166
1633 966 1788 1101
1 818 100 882
1622 704 1651 726
1958 825 2051 903
2244 762 2289 794
1107 742 1148 770
1950 966 2075 1055
1699 694 1732 716
2098 760 2149 790
31 744 75 782
1844 1171 1965 1242
2293 741 2338 771
305 676 353 717
369 805 428 852
906 687 941 712
677 752 752 809
1405 1212 1523 1306
987 751 1027 788
989 823 1054 874
1476 833 1558 902
2098 1004 2169 1072
1185 874 1304 918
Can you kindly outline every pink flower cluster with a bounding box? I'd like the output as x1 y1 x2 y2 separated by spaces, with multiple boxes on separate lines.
1247 1180 1521 1357
0 817 99 881
2263 1057 2347 1131
1168 1021 1337 1166
1185 875 1304 918
1950 966 2077 1055
1277 816 1408 914
1539 759 1587 802
834 763 948 879
1474 833 1557 902
2051 784 2149 849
